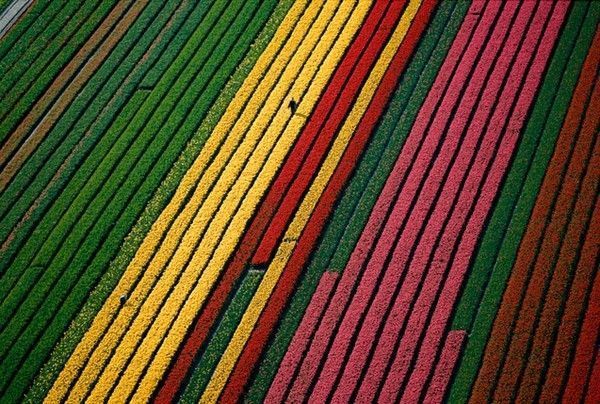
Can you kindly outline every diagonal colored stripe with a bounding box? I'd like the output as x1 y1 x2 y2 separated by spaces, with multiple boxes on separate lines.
154 0 392 398
421 330 466 403
246 1 468 401
265 271 338 403
48 1 371 402
289 0 501 400
250 0 401 267
539 200 600 402
208 1 433 401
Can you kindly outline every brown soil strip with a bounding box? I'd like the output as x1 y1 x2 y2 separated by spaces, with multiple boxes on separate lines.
0 0 147 191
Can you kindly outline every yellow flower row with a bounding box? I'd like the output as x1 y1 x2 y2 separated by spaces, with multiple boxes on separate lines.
44 0 310 401
47 0 369 402
125 3 372 402
201 0 423 401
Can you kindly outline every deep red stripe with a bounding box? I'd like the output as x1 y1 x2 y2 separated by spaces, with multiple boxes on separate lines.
152 1 397 400
251 0 398 266
584 349 600 404
562 266 600 402
539 197 600 403
218 1 438 401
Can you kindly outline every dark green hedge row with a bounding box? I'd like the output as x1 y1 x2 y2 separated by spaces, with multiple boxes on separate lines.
179 270 263 404
0 0 117 141
0 0 203 400
0 0 56 62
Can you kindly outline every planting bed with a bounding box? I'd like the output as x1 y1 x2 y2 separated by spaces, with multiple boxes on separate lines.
0 0 597 402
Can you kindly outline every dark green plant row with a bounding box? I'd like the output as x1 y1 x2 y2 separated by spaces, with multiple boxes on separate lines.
0 0 222 268
0 0 110 143
0 0 245 332
0 0 188 291
0 0 195 393
245 1 470 401
0 0 67 74
448 3 599 402
23 0 292 401
0 0 282 401
0 0 229 355
0 0 117 141
0 0 61 65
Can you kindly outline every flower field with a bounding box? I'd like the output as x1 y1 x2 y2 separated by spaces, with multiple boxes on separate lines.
0 0 597 403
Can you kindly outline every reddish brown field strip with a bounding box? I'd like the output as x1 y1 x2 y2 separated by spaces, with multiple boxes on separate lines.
539 197 599 402
1 1 597 401
0 0 148 190
471 25 600 404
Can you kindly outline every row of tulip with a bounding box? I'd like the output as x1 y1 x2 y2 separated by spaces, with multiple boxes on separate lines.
0 0 114 140
0 0 149 191
0 0 269 400
0 0 194 399
202 1 422 401
246 1 467 400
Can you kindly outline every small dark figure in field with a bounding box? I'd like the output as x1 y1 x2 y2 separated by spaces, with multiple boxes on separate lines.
289 98 298 114
120 294 127 305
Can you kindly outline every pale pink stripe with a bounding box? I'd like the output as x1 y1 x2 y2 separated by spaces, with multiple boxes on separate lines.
397 7 565 401
265 271 338 403
422 330 467 403
308 0 501 401
380 4 568 402
345 2 531 402
335 0 528 400
288 1 493 400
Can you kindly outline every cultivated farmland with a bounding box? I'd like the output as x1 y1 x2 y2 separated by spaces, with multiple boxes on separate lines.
0 0 597 403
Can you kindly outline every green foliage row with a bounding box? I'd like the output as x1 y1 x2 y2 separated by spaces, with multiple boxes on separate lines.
0 0 60 69
0 0 66 74
448 3 599 401
0 0 116 138
245 1 470 401
0 0 213 268
0 0 201 400
0 0 187 288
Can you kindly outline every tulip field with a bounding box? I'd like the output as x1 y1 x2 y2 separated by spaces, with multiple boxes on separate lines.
0 0 598 402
